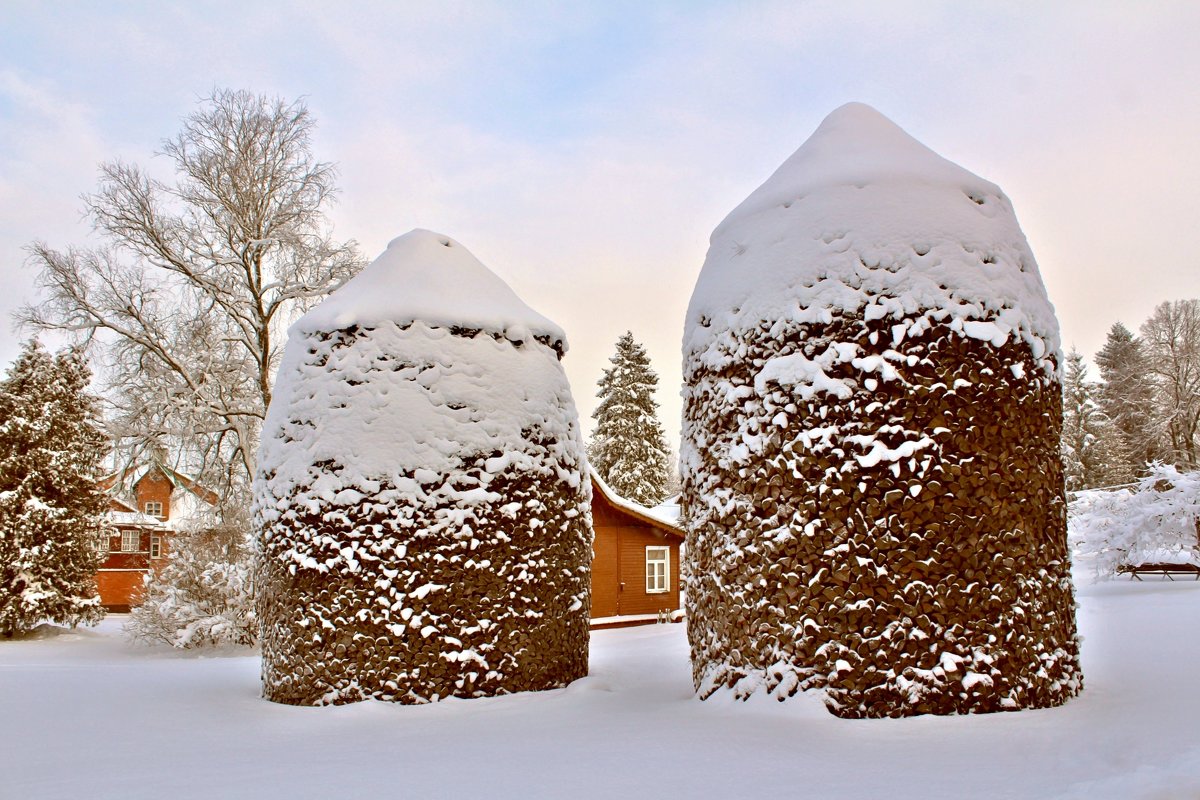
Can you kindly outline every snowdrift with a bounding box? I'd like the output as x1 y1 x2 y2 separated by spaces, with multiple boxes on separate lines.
681 103 1081 717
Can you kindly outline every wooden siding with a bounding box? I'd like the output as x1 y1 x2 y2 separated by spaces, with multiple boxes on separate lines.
592 510 622 617
96 570 145 612
590 479 682 618
135 472 174 520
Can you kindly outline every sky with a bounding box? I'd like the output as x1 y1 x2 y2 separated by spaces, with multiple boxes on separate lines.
2 1 1199 455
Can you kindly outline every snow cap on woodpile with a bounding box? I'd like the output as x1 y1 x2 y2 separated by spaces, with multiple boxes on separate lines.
685 101 1060 377
297 228 567 351
255 229 591 706
262 229 578 497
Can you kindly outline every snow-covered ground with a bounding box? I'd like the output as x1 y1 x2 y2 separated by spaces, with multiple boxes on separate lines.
3 574 1199 799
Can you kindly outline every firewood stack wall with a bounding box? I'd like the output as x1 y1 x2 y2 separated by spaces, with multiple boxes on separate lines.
256 323 592 706
683 310 1083 717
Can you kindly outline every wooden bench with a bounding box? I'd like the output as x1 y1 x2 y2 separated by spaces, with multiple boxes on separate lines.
1117 563 1200 581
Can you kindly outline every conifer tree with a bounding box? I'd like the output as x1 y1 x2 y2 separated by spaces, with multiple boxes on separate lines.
0 341 108 638
590 332 672 506
1095 322 1158 483
1061 348 1113 490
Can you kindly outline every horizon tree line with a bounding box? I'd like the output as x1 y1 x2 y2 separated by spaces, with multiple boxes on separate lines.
1063 299 1200 491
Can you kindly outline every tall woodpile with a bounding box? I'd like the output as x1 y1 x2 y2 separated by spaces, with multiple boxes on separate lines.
682 103 1082 717
255 231 592 706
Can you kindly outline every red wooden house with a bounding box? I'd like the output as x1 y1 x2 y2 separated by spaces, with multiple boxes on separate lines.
588 469 685 627
96 463 218 611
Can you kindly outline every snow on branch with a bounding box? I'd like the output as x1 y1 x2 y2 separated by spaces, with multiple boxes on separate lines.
1070 462 1200 579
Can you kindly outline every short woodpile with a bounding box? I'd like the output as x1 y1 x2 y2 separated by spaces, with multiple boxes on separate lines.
256 244 592 706
684 311 1083 717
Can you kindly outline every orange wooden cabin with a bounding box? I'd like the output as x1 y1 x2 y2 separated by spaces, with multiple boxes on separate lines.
589 470 684 625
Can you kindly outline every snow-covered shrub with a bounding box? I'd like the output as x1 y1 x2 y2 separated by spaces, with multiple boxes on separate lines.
1070 463 1200 578
682 103 1081 717
125 518 256 648
255 230 591 706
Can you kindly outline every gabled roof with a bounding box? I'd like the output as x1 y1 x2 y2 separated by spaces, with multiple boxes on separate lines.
107 495 138 513
99 460 221 519
650 494 681 527
128 463 220 507
588 467 684 540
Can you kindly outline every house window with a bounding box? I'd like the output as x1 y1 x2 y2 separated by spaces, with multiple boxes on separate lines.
97 533 109 555
144 501 164 518
646 546 670 594
150 535 162 559
120 531 140 552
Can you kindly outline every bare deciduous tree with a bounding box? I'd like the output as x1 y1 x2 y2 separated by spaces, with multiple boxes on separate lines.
1141 299 1200 468
20 89 363 503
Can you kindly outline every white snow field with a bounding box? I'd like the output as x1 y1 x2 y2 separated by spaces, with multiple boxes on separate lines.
2 575 1199 799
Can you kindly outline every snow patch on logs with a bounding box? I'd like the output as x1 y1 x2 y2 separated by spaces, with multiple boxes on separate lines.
686 102 1060 383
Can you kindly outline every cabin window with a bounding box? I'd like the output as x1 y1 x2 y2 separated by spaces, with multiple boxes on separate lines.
144 501 164 518
97 533 109 555
646 546 670 594
150 535 162 559
120 531 140 552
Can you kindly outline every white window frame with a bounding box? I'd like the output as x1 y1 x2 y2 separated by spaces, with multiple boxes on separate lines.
646 546 670 594
120 530 140 552
150 535 162 559
97 532 110 555
144 501 164 518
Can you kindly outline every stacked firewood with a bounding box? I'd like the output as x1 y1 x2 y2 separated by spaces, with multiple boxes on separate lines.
683 310 1082 717
256 323 591 706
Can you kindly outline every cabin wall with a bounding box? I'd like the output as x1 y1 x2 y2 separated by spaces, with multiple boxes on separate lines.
96 528 168 610
590 487 682 618
96 570 144 612
614 525 681 617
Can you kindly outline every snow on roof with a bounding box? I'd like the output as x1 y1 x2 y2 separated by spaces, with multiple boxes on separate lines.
648 494 681 527
589 467 682 537
295 229 568 352
106 511 166 529
685 102 1059 374
107 495 137 513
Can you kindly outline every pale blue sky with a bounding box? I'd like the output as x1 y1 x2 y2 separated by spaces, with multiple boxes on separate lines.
3 1 1199 447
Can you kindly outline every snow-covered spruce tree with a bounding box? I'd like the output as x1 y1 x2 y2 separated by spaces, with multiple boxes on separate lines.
589 331 672 505
1095 322 1158 482
255 230 592 705
1062 348 1114 490
682 103 1081 717
126 513 255 648
0 341 107 638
